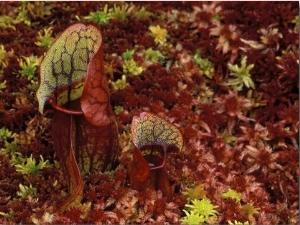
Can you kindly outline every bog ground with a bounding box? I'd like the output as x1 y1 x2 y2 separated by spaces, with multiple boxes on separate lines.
0 2 298 224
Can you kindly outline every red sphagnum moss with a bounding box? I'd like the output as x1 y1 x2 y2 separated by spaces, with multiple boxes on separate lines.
0 1 298 224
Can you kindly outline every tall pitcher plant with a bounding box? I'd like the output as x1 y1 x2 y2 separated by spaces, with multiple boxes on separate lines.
36 23 120 211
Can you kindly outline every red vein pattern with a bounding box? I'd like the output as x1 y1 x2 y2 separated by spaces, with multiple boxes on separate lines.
37 23 102 114
81 41 111 126
131 112 183 151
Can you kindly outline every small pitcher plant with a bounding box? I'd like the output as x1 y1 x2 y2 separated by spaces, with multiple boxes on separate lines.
130 112 183 200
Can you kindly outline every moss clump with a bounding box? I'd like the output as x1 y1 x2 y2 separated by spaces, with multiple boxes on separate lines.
226 56 255 91
149 25 168 45
181 198 219 224
221 188 242 202
122 50 143 76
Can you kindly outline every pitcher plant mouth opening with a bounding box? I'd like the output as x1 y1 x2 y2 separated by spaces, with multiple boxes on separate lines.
140 144 167 170
49 97 84 115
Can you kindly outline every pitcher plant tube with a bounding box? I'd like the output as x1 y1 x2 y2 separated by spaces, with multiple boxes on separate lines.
130 112 183 200
36 23 120 211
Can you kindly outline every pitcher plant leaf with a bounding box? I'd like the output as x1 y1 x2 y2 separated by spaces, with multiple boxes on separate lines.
131 112 183 151
80 41 111 126
36 23 102 114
